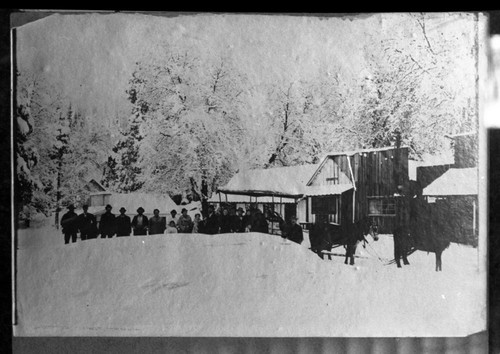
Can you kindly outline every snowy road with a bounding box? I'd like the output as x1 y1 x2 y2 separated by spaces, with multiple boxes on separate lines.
14 226 486 337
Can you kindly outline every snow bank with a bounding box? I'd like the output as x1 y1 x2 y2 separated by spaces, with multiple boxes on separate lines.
14 227 485 337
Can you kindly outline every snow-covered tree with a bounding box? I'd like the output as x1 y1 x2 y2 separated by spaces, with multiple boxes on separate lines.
119 45 248 202
354 13 477 158
102 113 145 193
15 74 42 216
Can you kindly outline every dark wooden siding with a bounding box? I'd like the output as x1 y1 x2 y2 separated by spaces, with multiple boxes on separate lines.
310 147 409 234
415 164 452 193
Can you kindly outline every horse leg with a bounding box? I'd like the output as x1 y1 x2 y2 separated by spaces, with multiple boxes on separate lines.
394 235 402 268
350 243 356 265
436 250 442 272
402 235 410 265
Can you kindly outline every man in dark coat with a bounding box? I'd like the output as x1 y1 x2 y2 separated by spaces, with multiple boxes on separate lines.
284 216 303 244
99 204 116 238
203 205 220 234
78 204 98 240
149 208 166 235
232 207 246 233
115 207 132 236
219 208 233 233
132 207 149 236
251 209 268 233
61 204 78 244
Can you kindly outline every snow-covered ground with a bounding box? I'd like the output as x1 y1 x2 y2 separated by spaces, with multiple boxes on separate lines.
14 222 486 337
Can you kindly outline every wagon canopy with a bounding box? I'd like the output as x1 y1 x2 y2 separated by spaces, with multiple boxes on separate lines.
217 164 319 198
422 168 478 196
208 194 296 204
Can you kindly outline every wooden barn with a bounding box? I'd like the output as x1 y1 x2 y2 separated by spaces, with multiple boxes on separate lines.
300 146 409 234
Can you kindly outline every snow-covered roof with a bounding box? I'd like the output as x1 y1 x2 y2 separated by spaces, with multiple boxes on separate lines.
423 168 478 196
408 153 455 181
218 164 319 197
87 192 178 214
302 184 353 196
108 192 178 213
208 193 296 204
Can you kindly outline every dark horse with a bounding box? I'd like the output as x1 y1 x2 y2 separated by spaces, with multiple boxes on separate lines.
405 198 451 272
309 218 378 265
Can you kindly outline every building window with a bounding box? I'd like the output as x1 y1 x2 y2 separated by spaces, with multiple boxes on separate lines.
312 196 340 224
368 197 396 216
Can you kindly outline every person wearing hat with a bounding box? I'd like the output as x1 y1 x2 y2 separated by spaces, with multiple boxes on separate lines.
232 207 246 233
61 204 79 244
166 209 179 228
115 207 131 237
203 205 220 235
149 208 166 235
283 216 303 245
132 207 149 236
177 208 193 233
219 208 233 233
251 209 269 234
77 204 98 240
99 204 116 238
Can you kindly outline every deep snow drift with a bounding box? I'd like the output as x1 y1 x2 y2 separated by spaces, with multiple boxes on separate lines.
14 224 486 337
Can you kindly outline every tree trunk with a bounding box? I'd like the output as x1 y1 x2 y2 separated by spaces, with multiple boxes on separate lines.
189 177 201 202
201 178 209 218
54 156 62 229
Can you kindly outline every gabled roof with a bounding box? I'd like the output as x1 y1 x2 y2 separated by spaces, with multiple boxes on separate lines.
423 168 478 196
218 164 319 198
307 146 409 186
85 179 107 192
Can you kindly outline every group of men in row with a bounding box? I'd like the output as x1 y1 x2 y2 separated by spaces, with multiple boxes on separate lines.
60 203 304 245
60 204 199 243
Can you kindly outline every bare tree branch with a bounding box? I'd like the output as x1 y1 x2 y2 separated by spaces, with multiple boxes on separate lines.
415 13 436 55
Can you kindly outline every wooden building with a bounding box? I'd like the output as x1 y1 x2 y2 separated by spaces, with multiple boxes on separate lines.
300 146 409 234
216 146 409 234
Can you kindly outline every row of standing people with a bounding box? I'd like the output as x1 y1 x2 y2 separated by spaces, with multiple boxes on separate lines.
61 203 303 244
61 204 197 243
